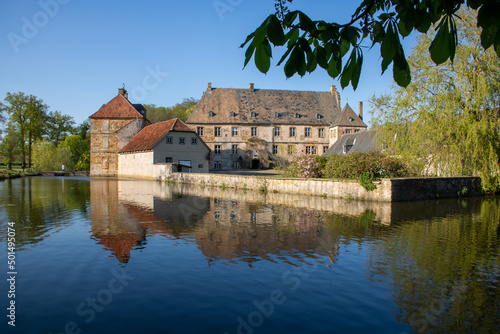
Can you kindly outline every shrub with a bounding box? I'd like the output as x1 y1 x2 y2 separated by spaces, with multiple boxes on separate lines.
286 152 322 178
323 152 413 180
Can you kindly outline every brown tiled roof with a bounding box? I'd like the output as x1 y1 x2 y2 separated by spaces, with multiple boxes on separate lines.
118 118 194 153
90 94 147 119
187 87 347 125
333 104 368 127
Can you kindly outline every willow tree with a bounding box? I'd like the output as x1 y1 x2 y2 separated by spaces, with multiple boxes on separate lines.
371 9 500 192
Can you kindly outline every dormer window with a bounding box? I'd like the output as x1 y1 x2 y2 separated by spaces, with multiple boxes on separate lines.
348 117 355 122
209 111 215 117
316 113 322 119
230 111 236 118
251 112 257 118
275 112 280 118
295 113 300 118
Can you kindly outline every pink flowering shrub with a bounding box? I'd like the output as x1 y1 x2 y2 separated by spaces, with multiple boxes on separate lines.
286 152 323 178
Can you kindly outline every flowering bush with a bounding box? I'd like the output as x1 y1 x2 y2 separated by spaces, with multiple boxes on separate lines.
286 152 322 178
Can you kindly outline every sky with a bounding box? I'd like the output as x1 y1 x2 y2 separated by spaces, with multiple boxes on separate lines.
0 0 417 127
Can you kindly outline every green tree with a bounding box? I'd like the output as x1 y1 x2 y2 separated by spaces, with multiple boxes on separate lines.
46 110 75 146
242 0 500 89
60 135 90 169
144 98 198 123
371 9 500 191
74 119 90 140
32 139 72 171
1 92 49 167
0 127 20 169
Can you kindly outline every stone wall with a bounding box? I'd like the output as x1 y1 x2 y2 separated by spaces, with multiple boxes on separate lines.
166 173 482 202
118 151 173 180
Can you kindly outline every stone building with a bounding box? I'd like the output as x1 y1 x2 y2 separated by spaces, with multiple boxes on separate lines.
186 83 367 170
89 88 149 176
118 118 210 178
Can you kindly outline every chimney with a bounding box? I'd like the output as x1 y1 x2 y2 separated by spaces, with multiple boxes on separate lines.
330 85 341 109
249 83 255 92
207 82 212 92
118 87 128 99
359 101 363 121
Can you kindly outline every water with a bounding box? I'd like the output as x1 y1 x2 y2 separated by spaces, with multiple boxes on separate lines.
0 177 499 334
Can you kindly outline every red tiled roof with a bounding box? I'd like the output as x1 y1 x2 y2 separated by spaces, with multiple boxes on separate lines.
90 94 146 119
118 118 194 153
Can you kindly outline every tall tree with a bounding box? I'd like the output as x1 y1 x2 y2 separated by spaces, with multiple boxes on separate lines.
241 0 500 89
2 92 49 167
144 98 198 123
371 9 500 192
46 111 75 146
0 127 20 169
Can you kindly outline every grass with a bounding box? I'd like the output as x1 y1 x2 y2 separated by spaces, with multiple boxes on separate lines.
0 165 37 180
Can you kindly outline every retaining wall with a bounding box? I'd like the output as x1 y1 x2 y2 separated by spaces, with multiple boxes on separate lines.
166 173 482 202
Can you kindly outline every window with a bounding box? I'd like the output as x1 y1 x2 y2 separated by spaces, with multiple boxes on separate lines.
312 146 317 155
295 113 300 118
288 145 294 155
232 161 240 169
232 127 238 136
209 111 215 117
214 161 222 169
305 146 311 155
165 157 173 163
166 136 173 144
191 137 197 145
275 112 280 118
305 128 311 137
214 127 221 137
355 129 360 133
346 129 352 134
179 137 185 144
323 146 329 154
232 144 238 154
316 113 322 119
274 127 280 136
289 127 296 137
318 128 324 138
251 127 258 136
273 145 278 155
197 127 204 136
251 112 257 118
214 145 221 155
230 111 236 117
198 164 204 168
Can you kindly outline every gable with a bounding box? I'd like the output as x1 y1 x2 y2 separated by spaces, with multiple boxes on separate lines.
333 104 367 128
187 87 343 125
90 94 147 119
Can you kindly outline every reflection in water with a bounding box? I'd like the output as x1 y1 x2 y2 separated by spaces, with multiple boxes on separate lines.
0 177 498 333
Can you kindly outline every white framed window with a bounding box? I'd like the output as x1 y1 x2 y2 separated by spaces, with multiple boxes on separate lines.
232 144 238 154
232 127 238 136
214 127 221 137
323 146 329 154
273 145 278 155
251 127 258 136
274 127 280 136
346 129 352 134
289 127 296 137
288 145 294 155
305 146 311 155
305 128 311 137
318 128 324 138
312 146 317 155
214 145 221 155
197 127 204 136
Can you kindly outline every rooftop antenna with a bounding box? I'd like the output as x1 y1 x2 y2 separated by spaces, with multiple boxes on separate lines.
122 83 125 89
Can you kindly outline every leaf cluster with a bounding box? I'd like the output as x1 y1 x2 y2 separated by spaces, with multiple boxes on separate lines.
241 0 500 89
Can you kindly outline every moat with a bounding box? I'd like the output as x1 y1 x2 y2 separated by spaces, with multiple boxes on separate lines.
0 177 499 333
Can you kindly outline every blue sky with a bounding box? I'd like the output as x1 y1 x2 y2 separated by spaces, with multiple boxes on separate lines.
0 0 416 126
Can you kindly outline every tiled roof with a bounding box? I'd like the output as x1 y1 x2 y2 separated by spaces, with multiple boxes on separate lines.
187 87 355 126
333 104 368 127
118 118 194 153
324 129 379 156
90 94 147 119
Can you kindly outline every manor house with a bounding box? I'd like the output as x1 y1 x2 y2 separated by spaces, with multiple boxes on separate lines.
186 83 367 170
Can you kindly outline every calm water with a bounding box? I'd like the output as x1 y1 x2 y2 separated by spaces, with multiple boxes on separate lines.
0 177 499 334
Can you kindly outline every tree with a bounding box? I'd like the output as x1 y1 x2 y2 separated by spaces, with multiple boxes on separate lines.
74 119 90 140
32 139 72 171
371 9 500 191
46 111 75 146
1 92 49 167
241 0 500 89
144 98 198 123
0 127 20 169
60 135 89 168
